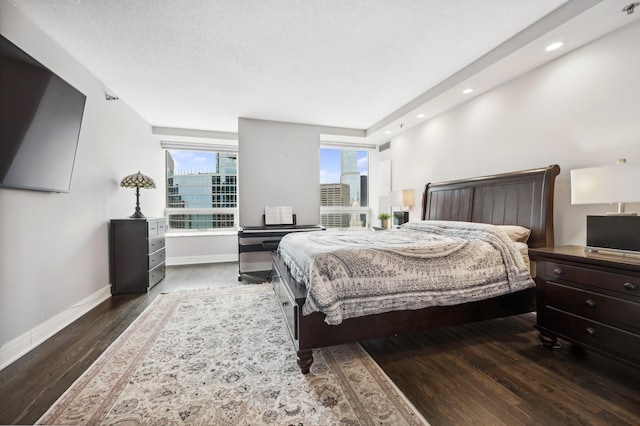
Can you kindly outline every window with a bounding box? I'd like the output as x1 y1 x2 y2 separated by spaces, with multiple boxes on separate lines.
165 149 237 231
320 147 370 229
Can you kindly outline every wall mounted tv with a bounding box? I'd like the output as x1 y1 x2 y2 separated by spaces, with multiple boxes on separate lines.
0 34 86 193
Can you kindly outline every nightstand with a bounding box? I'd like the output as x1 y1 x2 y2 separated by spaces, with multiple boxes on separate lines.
529 246 640 366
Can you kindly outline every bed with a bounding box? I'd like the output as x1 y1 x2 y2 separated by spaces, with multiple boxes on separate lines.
271 164 560 374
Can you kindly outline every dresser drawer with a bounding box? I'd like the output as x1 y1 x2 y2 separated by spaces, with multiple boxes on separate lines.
149 263 165 288
541 307 640 362
274 274 298 342
147 220 160 236
544 261 640 298
148 248 165 270
545 282 640 333
157 219 166 235
148 234 165 253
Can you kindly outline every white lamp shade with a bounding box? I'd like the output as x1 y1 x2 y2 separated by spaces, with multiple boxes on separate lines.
390 189 416 207
571 162 640 205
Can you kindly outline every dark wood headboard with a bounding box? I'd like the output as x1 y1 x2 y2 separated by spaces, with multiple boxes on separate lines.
421 165 560 248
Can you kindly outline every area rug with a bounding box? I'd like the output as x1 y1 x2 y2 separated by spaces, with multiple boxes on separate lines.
38 284 428 425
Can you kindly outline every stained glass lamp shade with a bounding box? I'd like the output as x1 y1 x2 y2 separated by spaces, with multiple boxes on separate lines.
120 171 156 218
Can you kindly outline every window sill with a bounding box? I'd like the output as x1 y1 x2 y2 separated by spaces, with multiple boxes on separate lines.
166 230 237 238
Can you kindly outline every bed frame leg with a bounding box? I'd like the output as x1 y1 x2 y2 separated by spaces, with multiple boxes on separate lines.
297 349 313 374
538 331 560 349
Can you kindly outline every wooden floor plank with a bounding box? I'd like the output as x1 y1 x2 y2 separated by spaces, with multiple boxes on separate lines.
362 313 640 425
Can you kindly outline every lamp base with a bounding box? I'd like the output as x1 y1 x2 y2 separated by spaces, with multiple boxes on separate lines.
129 187 146 218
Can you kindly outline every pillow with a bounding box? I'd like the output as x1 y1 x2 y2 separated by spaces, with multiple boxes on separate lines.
496 225 531 243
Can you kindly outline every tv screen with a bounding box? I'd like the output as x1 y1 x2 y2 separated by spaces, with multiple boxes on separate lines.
0 34 86 193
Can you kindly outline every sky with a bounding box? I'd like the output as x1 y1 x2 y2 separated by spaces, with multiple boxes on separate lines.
320 149 369 183
168 150 218 174
169 148 368 179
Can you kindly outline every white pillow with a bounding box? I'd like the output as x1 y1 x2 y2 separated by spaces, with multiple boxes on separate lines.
496 225 531 243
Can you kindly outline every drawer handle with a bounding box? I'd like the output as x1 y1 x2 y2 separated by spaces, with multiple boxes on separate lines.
585 327 596 336
623 282 638 291
585 299 596 308
553 267 564 276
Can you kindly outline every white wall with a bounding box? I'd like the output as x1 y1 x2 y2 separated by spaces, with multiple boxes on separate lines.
238 118 322 226
238 118 366 226
237 118 325 270
166 233 237 265
0 3 164 362
382 20 640 247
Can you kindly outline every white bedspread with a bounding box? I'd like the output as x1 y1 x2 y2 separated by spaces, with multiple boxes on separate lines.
277 220 534 325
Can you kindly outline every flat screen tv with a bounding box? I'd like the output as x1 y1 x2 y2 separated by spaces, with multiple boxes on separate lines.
0 34 86 193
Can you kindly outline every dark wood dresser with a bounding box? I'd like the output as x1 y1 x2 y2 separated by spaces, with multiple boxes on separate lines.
529 245 640 366
110 218 166 294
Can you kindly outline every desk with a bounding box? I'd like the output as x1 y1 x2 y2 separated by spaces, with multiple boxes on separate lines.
237 224 324 281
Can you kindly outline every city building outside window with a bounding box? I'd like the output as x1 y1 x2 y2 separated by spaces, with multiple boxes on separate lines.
165 149 237 231
320 147 369 229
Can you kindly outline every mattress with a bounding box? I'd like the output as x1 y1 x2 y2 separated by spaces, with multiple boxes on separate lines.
278 220 534 325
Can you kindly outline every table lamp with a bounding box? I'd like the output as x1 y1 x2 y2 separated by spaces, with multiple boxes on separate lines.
120 171 156 218
390 189 415 225
570 159 640 253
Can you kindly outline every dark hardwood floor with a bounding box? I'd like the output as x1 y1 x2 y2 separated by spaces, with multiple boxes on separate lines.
1 262 639 425
362 316 640 425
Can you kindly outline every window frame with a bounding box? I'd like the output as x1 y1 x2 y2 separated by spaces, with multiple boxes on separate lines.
162 140 238 233
319 143 374 230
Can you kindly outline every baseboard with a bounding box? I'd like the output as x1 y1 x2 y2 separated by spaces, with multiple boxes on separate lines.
0 285 112 371
239 261 273 273
166 254 238 266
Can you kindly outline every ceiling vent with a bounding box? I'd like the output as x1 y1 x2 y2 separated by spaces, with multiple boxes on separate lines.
378 141 391 152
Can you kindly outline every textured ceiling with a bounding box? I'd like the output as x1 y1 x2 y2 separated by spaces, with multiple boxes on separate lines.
10 0 573 133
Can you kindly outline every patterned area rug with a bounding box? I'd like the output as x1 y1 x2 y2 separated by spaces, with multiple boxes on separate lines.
38 284 428 425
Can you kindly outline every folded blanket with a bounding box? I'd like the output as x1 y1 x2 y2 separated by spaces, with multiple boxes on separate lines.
278 220 534 325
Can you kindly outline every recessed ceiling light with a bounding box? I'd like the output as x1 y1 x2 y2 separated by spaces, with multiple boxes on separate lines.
416 113 424 118
462 88 474 94
545 41 564 51
384 130 391 135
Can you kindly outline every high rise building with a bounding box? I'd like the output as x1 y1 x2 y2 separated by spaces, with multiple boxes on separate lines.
217 153 237 175
319 148 368 228
320 183 351 228
165 151 237 229
360 175 368 207
340 150 361 206
320 183 351 207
